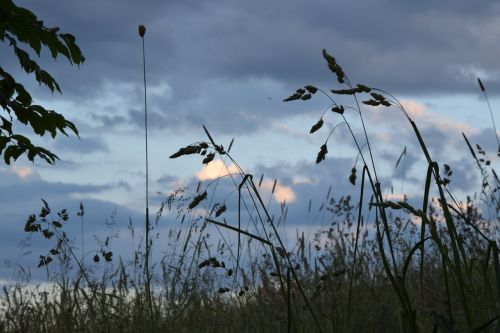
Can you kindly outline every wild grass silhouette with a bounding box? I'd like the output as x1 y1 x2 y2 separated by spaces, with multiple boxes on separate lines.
1 50 500 333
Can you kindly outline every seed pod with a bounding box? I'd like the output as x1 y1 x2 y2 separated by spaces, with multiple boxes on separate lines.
188 190 207 209
202 152 215 164
331 106 345 115
310 118 324 134
215 204 226 217
304 85 318 94
316 144 328 164
478 78 485 92
138 25 146 37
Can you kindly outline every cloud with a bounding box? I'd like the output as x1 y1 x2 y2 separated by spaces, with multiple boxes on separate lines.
10 166 37 180
195 160 241 181
260 180 296 204
53 135 109 154
11 0 500 133
400 99 477 135
3 0 499 283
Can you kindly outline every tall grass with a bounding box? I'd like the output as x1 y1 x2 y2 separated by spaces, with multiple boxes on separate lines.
1 50 500 332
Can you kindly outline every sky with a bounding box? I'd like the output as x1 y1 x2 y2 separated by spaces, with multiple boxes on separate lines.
1 0 500 282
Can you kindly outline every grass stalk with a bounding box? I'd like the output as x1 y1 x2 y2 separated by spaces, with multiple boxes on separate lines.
138 24 153 325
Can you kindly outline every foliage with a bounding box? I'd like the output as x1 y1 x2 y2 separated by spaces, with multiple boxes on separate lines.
0 0 84 164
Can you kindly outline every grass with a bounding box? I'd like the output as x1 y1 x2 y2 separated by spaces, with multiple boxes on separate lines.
1 50 500 332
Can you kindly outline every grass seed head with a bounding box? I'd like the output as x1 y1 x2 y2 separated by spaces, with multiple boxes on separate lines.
138 25 146 37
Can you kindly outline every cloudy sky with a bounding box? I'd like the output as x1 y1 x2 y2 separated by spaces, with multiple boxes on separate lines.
1 0 500 282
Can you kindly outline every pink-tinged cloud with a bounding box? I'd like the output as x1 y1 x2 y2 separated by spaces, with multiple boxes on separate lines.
261 180 296 204
400 99 477 135
10 166 35 180
195 160 240 181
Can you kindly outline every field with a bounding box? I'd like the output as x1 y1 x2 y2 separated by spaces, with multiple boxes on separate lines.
1 50 500 333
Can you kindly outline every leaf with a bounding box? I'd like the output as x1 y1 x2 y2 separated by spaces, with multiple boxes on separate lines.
310 118 324 134
0 2 84 165
3 145 25 164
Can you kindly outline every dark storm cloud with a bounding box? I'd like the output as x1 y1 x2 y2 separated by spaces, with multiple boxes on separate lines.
18 0 500 90
8 0 500 136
